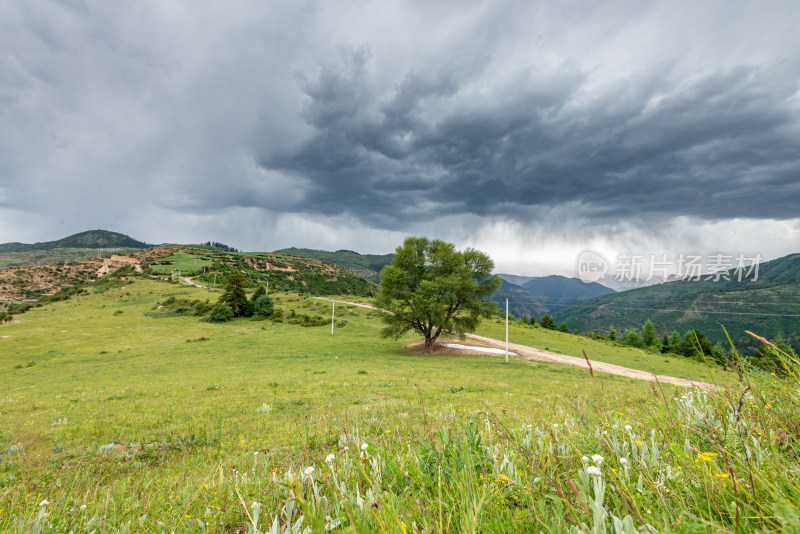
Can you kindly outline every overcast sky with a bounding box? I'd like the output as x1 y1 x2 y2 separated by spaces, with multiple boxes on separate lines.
1 0 799 275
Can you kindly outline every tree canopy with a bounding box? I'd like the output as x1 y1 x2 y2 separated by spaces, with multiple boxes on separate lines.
219 273 249 317
375 237 501 353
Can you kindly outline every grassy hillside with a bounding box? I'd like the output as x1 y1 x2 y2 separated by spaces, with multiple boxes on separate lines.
0 248 146 270
2 275 797 532
149 247 378 297
274 248 394 282
552 253 800 351
0 277 660 531
0 246 377 322
0 230 150 253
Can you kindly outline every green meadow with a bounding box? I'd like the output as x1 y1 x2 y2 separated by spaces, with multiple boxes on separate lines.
1 278 798 532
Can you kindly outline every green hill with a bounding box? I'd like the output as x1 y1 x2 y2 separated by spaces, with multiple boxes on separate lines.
489 279 551 319
0 229 150 253
274 247 394 282
551 253 800 350
149 246 378 297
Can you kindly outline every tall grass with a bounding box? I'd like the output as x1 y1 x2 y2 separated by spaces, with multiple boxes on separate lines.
2 279 797 532
11 334 800 533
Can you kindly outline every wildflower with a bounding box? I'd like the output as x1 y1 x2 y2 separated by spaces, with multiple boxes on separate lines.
592 454 604 465
80 504 87 511
697 452 718 462
714 473 730 479
624 425 632 431
587 466 602 477
635 440 642 445
360 443 369 451
325 453 335 464
254 451 259 456
581 455 589 463
304 466 315 476
620 458 628 465
39 500 50 507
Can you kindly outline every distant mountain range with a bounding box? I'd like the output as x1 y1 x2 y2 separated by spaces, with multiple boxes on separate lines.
0 230 150 253
551 253 800 349
497 274 615 307
488 279 551 318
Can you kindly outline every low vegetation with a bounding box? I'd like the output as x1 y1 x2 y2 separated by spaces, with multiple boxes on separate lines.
2 273 799 532
1 238 798 532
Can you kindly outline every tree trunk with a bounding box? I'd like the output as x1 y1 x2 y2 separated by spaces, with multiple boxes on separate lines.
423 331 440 353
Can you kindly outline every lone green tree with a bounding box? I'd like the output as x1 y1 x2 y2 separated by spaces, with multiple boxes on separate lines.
376 237 501 353
219 273 249 317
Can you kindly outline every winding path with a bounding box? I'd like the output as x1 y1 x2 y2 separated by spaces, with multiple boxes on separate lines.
315 297 716 390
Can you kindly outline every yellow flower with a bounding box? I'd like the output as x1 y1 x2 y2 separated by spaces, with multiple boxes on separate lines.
714 473 729 479
635 440 642 445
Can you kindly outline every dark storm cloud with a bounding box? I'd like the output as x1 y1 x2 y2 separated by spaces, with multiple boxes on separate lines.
259 51 800 227
1 0 799 258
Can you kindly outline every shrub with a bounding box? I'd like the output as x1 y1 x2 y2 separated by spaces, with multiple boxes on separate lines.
252 295 274 317
623 330 643 348
207 303 234 322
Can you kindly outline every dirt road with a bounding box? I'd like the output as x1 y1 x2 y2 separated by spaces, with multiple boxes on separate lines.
465 334 716 390
317 298 716 390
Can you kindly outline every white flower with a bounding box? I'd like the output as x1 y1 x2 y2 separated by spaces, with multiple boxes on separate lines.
254 451 259 456
602 430 608 435
344 446 349 451
592 454 604 465
587 466 602 477
581 455 589 463
620 458 628 465
80 504 87 510
325 453 335 464
553 423 560 428
624 424 632 431
304 466 315 476
360 443 369 451
39 500 50 507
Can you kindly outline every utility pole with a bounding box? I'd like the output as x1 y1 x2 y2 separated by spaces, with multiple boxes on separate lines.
505 298 509 363
331 299 335 334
